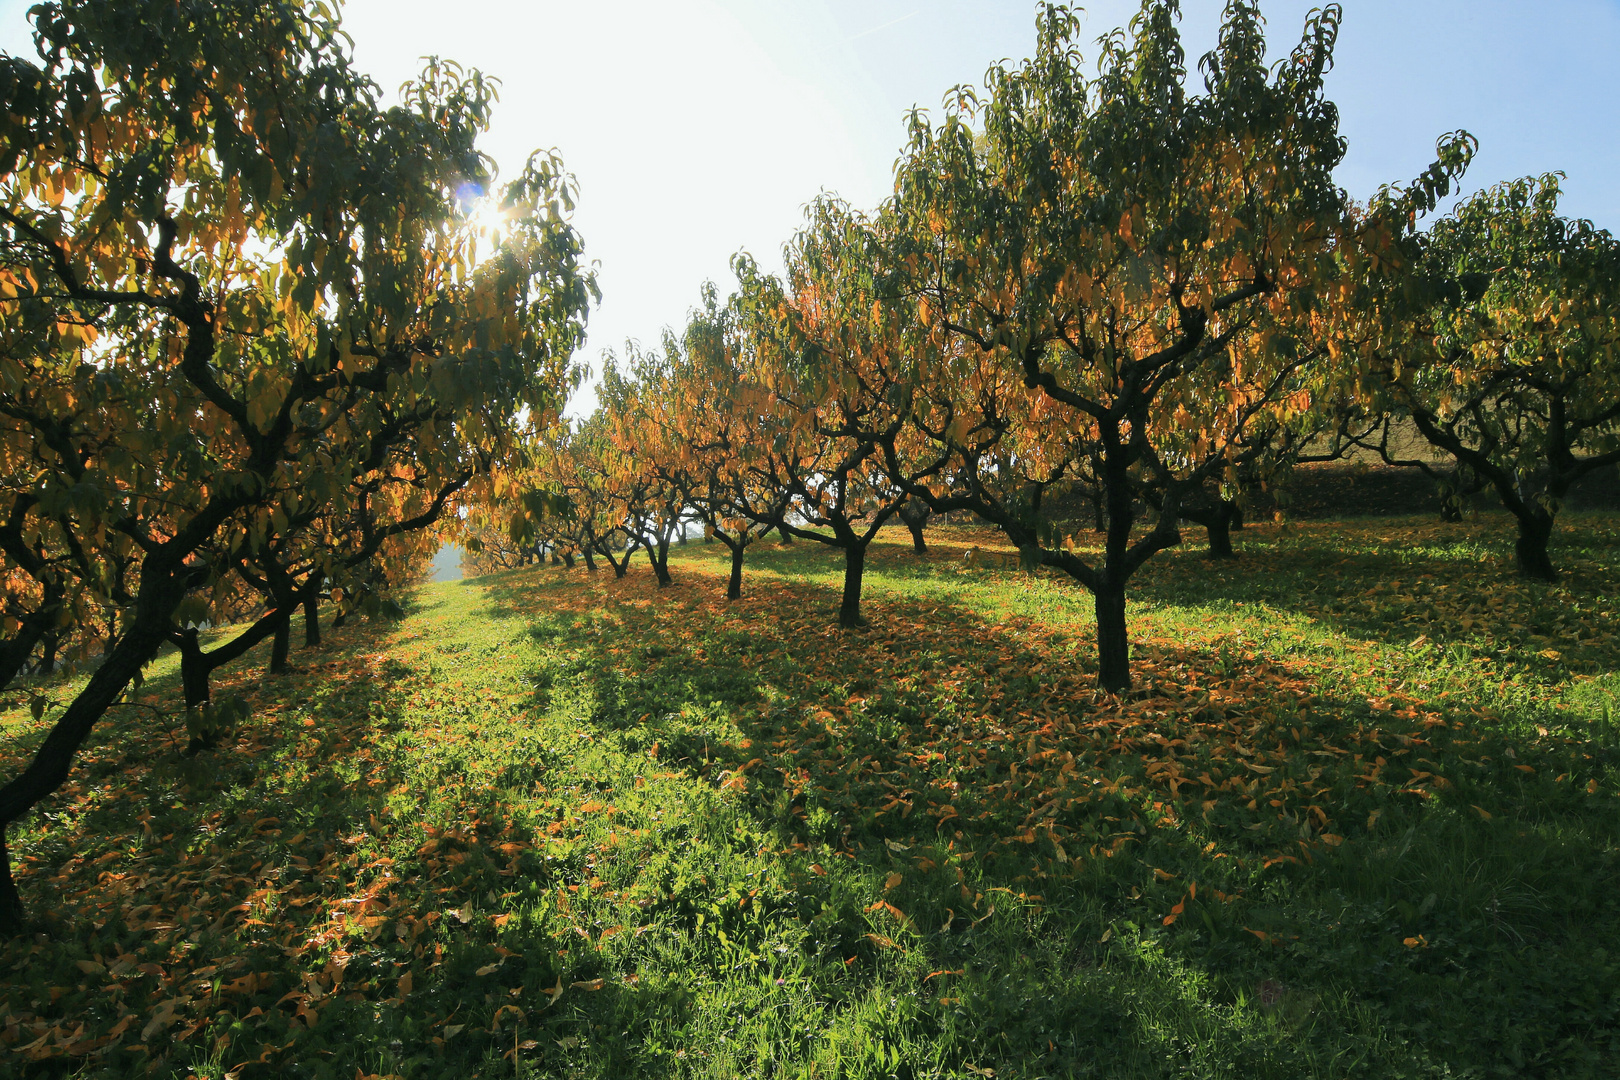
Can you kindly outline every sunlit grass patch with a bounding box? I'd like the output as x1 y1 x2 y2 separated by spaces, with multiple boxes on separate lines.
2 513 1618 1078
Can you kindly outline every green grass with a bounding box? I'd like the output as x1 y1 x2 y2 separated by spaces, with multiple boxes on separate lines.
2 513 1619 1078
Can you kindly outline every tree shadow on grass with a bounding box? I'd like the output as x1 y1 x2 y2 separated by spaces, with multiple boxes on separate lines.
0 598 601 1079
481 559 1620 1079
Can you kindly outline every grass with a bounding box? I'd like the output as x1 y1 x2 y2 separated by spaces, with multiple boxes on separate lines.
2 513 1619 1078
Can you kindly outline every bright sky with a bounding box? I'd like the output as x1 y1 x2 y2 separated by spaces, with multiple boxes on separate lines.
3 1 1617 416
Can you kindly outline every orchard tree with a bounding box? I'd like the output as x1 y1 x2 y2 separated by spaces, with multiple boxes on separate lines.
1350 175 1620 580
532 421 642 578
621 289 784 599
599 358 688 588
0 0 592 930
887 0 1470 689
743 201 955 628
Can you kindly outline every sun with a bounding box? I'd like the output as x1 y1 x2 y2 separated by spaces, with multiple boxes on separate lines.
454 181 511 250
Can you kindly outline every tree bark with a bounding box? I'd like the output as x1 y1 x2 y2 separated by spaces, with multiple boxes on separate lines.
580 546 597 572
838 544 867 628
1204 510 1235 560
0 834 20 935
562 551 575 569
727 542 744 599
269 619 290 674
0 587 56 691
1514 511 1556 582
35 630 59 676
648 538 673 588
0 605 174 934
177 630 211 711
0 619 47 691
303 593 320 648
1094 577 1130 693
906 519 927 554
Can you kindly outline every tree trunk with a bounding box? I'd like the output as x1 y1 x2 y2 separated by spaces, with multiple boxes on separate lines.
838 544 867 628
581 547 597 572
727 542 744 599
562 551 575 569
270 619 290 675
1205 511 1235 560
178 631 211 711
1225 498 1244 531
177 629 214 754
0 608 172 935
1514 511 1557 582
0 613 48 693
35 630 59 676
303 593 320 648
646 537 673 588
0 833 21 935
907 520 927 554
1094 578 1130 693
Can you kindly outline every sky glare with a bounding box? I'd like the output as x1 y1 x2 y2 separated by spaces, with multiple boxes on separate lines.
2 0 1616 415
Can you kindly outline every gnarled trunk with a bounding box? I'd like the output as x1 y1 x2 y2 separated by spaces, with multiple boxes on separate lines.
0 606 174 934
1094 578 1130 693
648 538 673 588
1514 512 1556 582
839 544 867 628
1204 510 1235 560
269 619 290 674
178 630 211 711
0 834 20 935
727 542 745 599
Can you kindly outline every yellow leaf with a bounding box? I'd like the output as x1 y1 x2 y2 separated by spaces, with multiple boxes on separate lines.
570 978 605 991
883 872 903 892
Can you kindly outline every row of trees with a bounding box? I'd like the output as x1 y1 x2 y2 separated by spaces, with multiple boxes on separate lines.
0 0 595 930
509 2 1619 698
